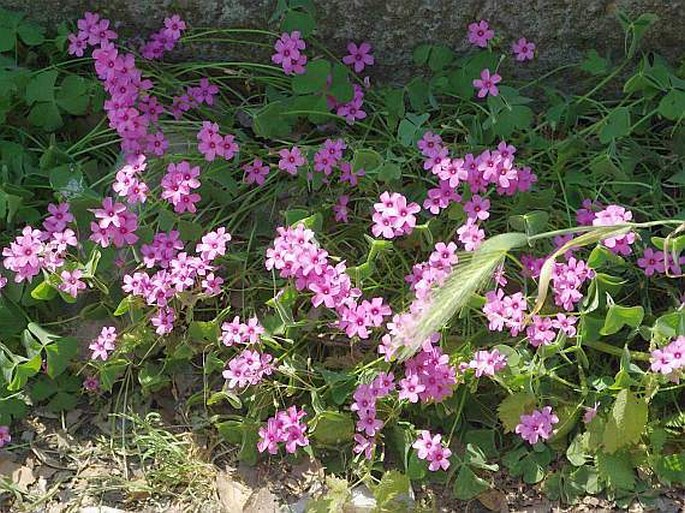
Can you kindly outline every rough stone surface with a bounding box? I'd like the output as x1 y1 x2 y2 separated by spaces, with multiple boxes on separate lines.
1 0 683 80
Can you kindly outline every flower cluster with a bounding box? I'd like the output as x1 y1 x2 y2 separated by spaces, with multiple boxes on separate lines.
141 15 187 59
418 135 535 252
371 191 420 239
0 426 10 448
122 227 231 334
405 241 458 300
266 224 391 339
161 161 202 214
171 79 220 120
551 257 595 311
638 247 684 276
412 430 452 471
223 349 274 389
515 406 559 445
89 197 139 248
89 326 117 361
272 31 307 75
197 121 239 162
67 12 117 57
401 339 457 403
650 336 685 381
593 205 636 255
59 269 87 298
351 372 395 459
483 289 528 336
220 316 264 346
313 138 347 176
330 83 368 124
466 348 508 377
113 154 150 204
2 220 78 283
257 406 309 454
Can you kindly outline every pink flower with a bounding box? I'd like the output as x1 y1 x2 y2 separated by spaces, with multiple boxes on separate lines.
468 348 507 377
592 205 635 254
272 31 307 75
278 146 306 175
412 430 452 471
473 68 501 98
552 313 578 337
353 434 374 459
342 41 374 73
464 195 490 221
582 402 600 424
339 161 365 186
257 407 309 455
196 227 232 262
89 326 117 361
650 336 685 381
398 375 426 403
59 269 87 298
457 219 485 251
417 131 444 158
333 195 350 223
0 426 11 448
512 37 536 61
83 376 99 392
243 159 270 186
515 406 559 445
223 349 273 388
468 20 494 48
67 32 88 56
371 191 421 239
637 248 666 277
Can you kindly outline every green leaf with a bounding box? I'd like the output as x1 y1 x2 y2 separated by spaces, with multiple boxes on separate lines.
56 75 90 115
602 390 648 453
428 45 454 72
600 304 644 336
28 101 63 131
656 453 685 485
30 279 57 301
329 63 353 103
412 44 431 65
658 89 685 121
45 336 78 379
25 70 58 104
498 392 536 432
599 107 631 144
281 9 316 37
9 354 42 391
503 446 552 484
238 419 260 465
351 148 382 173
580 49 609 76
453 465 490 500
374 470 411 511
253 101 294 139
17 22 45 46
508 211 549 236
188 320 218 343
376 162 401 183
292 59 331 94
596 451 635 490
99 358 128 391
310 411 354 445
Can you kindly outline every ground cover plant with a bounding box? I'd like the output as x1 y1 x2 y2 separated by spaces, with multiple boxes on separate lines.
0 2 684 511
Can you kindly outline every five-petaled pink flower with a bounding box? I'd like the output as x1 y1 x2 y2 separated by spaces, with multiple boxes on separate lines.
468 20 494 48
473 68 501 98
512 37 536 61
342 41 374 73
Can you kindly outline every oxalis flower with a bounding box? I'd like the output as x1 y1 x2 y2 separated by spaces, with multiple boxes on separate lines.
515 406 559 445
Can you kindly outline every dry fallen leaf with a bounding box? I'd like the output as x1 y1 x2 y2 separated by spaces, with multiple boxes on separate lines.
478 489 509 513
243 488 279 513
216 471 252 513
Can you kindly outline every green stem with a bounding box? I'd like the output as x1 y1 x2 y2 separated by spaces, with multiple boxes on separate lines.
583 340 650 361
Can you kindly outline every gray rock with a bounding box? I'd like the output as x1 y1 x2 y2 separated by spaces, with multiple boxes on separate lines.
1 0 682 82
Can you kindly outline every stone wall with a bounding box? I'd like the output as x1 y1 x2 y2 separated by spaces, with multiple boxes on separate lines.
1 0 682 79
